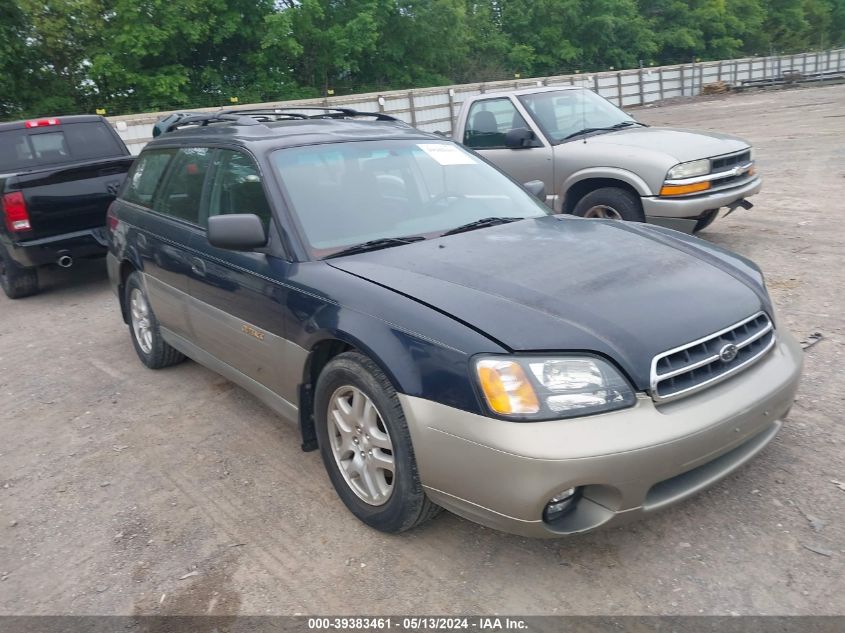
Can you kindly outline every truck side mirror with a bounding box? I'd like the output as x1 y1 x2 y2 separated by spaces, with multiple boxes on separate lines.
523 180 546 201
505 127 537 149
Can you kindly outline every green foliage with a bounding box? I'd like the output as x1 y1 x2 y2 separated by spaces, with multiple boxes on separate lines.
0 0 843 119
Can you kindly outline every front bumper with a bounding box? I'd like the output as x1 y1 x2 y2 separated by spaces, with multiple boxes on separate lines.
400 331 802 537
641 176 762 232
3 228 108 268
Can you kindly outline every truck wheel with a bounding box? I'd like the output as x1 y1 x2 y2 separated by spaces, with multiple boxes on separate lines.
314 351 440 533
0 245 39 299
124 272 185 369
573 187 645 222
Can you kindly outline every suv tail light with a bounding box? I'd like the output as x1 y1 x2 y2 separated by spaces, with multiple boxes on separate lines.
25 118 60 128
2 192 32 232
106 201 119 233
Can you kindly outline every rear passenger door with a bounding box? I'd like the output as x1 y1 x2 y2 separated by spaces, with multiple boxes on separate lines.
131 147 212 340
187 148 300 412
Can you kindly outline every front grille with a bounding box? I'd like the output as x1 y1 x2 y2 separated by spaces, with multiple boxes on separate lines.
711 150 751 173
651 312 775 402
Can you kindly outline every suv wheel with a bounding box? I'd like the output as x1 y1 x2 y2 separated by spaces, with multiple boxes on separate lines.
573 187 645 222
314 351 440 533
0 244 39 299
125 271 185 369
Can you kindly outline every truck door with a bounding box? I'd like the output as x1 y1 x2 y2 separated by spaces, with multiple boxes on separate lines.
461 97 554 207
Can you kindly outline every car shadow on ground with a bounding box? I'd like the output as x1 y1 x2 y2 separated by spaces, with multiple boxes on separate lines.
34 257 111 297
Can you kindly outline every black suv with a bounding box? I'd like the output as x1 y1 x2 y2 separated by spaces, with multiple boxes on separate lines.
106 109 801 537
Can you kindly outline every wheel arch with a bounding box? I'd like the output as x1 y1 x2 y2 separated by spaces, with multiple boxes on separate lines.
297 331 410 453
561 169 651 214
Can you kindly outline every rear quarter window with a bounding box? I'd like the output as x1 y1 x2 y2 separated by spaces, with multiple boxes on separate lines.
120 149 176 208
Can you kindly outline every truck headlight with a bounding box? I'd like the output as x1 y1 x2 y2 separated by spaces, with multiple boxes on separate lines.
667 158 710 180
475 356 636 420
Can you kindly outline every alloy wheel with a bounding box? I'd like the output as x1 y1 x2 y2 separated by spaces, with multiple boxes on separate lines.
327 385 395 506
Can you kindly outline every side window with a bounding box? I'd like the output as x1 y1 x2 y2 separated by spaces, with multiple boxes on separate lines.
463 98 530 149
155 147 212 224
204 150 273 229
121 149 175 207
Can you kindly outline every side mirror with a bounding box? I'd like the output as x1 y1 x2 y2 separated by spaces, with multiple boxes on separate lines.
505 127 536 149
208 214 267 251
523 180 546 201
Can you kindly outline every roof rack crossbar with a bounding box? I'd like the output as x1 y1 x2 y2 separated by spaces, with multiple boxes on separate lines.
164 112 272 133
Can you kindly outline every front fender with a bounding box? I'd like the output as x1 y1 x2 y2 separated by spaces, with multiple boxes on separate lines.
561 167 654 199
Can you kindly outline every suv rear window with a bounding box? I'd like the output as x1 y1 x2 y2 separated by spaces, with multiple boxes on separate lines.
0 121 125 172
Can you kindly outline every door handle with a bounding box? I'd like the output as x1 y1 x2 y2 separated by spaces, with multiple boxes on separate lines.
190 257 207 276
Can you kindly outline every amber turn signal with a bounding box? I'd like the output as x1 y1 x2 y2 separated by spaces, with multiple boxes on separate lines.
476 360 540 415
659 181 711 196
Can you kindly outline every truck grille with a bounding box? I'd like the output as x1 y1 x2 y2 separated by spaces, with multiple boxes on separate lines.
711 150 751 174
650 312 775 403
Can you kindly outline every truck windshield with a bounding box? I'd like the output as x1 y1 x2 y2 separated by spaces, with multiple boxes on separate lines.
0 121 125 172
272 140 548 258
518 89 636 144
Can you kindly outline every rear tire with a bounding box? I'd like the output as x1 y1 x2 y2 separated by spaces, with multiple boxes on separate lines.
124 271 185 369
0 244 39 299
314 351 440 533
573 187 645 222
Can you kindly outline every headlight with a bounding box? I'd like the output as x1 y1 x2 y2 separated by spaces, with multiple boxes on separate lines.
475 356 636 420
667 158 710 180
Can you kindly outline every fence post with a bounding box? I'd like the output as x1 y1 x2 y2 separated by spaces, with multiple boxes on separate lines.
802 53 807 75
407 91 417 127
680 65 685 96
699 63 704 94
616 72 623 106
593 74 599 94
638 68 644 105
718 60 722 82
446 89 455 134
658 67 664 100
839 49 843 72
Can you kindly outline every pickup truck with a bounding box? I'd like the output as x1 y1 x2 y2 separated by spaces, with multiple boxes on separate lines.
453 86 761 233
0 115 133 298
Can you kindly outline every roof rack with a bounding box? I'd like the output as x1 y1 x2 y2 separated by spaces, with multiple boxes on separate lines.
163 107 403 134
163 112 268 134
217 107 401 122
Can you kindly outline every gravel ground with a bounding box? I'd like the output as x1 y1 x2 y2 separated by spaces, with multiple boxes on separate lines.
1 84 843 616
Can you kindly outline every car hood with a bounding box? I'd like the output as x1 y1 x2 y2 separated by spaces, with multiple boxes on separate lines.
584 127 749 163
327 216 768 390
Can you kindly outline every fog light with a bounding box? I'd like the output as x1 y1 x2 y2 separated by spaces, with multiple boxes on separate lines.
543 487 579 523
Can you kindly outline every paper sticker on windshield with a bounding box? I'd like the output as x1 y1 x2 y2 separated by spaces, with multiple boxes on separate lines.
418 143 477 165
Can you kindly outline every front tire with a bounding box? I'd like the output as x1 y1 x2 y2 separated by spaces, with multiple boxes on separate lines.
0 244 39 299
315 351 440 533
573 187 645 222
124 271 185 369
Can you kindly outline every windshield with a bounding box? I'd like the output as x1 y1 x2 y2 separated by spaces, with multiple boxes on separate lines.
271 140 549 257
518 89 636 144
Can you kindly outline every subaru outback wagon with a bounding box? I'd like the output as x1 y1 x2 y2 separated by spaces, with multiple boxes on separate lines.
106 108 802 537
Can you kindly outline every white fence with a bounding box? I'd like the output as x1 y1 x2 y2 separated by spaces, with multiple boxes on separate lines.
111 48 845 154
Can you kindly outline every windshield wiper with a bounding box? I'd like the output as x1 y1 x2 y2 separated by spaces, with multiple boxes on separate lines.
561 120 645 141
325 236 425 259
441 217 523 237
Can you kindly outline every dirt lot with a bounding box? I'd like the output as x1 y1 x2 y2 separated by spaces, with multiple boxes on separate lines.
1 84 844 617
